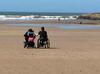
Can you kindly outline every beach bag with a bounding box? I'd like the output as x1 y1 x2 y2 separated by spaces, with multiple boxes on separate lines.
28 37 34 42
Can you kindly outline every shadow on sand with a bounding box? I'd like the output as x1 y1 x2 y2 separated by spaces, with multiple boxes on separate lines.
25 47 59 50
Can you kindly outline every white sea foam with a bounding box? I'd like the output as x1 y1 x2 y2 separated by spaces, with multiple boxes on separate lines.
0 15 78 21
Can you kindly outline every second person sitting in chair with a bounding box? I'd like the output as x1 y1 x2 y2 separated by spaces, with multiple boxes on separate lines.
37 27 48 48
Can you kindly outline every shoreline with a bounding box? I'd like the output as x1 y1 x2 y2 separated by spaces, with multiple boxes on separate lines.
0 19 100 25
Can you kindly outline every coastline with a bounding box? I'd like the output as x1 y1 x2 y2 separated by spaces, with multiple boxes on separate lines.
0 19 100 25
0 12 100 25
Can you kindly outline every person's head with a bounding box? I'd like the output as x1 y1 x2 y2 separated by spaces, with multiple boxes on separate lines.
28 28 33 32
41 27 45 31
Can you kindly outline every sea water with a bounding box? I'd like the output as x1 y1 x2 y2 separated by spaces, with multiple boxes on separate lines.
8 24 100 30
1 12 100 30
0 12 82 20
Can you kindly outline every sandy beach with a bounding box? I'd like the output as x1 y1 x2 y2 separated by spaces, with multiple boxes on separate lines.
0 24 100 74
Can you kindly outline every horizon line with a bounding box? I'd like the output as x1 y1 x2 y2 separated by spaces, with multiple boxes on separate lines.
0 11 99 14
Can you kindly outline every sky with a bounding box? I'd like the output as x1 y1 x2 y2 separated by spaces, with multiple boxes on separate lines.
0 0 100 13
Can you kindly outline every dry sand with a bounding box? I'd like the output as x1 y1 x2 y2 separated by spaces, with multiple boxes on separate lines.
0 24 100 74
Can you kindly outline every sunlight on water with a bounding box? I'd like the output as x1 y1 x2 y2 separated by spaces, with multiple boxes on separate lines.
8 24 100 30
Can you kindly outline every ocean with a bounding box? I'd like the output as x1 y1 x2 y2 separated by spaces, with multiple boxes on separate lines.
0 12 83 16
0 12 84 20
1 12 100 30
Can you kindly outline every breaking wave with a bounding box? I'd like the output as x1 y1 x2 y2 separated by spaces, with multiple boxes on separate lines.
0 15 78 21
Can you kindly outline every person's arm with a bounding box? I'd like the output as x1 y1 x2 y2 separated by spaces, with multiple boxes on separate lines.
33 32 37 37
35 33 38 36
38 31 41 35
24 32 27 37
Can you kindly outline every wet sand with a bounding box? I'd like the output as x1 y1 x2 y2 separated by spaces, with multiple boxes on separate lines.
0 19 100 25
0 24 100 74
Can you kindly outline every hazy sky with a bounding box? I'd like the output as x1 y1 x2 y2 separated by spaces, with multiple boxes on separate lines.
0 0 100 12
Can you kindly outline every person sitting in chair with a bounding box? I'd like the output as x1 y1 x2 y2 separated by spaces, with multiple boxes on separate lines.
38 27 48 47
24 28 36 48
